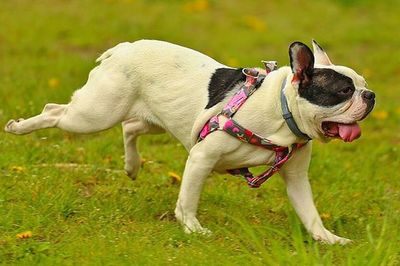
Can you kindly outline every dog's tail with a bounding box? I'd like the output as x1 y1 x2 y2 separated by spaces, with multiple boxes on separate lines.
96 42 131 63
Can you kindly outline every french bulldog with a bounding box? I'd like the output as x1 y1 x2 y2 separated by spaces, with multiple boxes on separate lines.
4 40 375 244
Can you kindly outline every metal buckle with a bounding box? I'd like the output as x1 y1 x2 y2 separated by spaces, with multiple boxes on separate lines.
242 68 259 78
261 60 278 73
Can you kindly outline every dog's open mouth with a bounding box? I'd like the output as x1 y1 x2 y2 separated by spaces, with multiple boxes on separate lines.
321 121 361 142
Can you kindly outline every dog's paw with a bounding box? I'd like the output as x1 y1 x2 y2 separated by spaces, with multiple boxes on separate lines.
4 119 25 134
312 229 352 245
125 169 138 180
175 206 212 235
124 159 142 181
183 220 212 236
176 215 211 235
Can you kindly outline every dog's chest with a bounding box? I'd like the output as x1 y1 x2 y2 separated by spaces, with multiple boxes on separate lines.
214 141 276 171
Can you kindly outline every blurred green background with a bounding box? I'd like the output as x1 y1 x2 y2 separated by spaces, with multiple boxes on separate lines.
0 0 399 265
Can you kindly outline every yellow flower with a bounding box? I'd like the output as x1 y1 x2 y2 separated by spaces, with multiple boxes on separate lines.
371 110 388 120
16 231 32 239
183 0 209 13
320 213 331 220
168 171 182 184
48 78 60 88
10 166 26 173
102 156 113 164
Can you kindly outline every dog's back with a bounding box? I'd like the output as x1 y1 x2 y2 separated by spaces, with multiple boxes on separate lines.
95 40 225 147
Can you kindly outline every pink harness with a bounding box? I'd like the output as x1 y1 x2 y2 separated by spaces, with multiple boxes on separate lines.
198 63 307 188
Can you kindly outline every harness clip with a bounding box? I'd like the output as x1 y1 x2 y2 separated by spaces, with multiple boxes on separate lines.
242 68 259 78
261 60 278 73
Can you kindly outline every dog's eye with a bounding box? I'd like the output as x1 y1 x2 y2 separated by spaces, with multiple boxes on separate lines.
339 87 354 95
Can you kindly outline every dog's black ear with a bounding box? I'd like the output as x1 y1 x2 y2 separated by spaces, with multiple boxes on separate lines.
289 42 314 88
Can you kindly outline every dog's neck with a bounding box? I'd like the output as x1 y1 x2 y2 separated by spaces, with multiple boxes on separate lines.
280 68 314 142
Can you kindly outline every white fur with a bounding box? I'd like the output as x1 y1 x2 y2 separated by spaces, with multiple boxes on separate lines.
5 40 371 245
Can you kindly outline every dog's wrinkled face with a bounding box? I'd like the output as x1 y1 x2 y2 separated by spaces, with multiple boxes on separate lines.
289 41 375 142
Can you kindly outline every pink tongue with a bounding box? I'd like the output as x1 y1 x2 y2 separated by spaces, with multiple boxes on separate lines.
338 123 361 142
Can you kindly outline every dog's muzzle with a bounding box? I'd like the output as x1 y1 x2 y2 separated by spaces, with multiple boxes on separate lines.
361 90 375 120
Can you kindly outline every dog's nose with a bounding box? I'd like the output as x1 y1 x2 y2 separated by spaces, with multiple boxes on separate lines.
362 91 375 101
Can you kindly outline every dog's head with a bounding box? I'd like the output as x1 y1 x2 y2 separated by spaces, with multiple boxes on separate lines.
288 40 375 142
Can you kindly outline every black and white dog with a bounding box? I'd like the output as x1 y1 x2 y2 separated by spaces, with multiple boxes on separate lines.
5 40 375 244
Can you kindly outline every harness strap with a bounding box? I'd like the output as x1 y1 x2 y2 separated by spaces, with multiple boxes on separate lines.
198 63 308 188
228 144 298 188
222 118 277 149
199 67 267 141
221 70 265 118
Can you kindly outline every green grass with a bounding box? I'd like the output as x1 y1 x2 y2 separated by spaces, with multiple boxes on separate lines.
1 0 399 265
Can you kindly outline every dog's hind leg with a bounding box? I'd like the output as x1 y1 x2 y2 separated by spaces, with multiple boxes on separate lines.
5 66 135 135
122 118 164 179
4 99 126 135
5 97 127 135
5 103 67 135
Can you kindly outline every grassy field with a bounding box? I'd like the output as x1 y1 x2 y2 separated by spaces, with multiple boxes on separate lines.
0 0 399 265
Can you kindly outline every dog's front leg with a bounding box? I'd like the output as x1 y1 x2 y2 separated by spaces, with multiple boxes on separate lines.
280 143 351 245
175 141 219 234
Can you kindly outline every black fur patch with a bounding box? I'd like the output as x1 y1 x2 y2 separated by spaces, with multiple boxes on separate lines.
299 68 355 106
206 68 245 109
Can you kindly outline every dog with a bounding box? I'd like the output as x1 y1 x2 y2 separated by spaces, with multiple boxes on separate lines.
4 40 375 244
